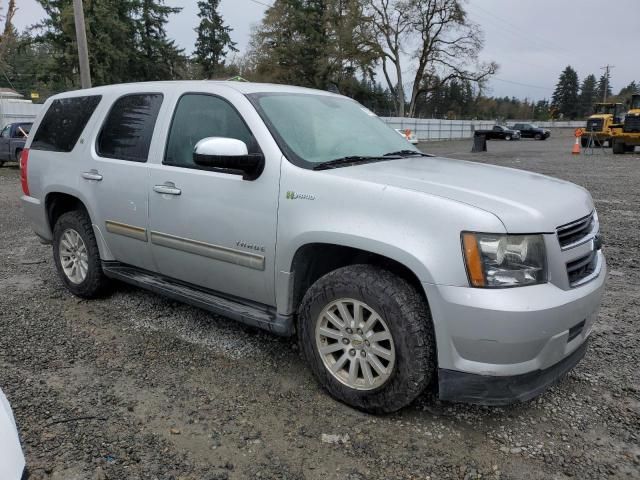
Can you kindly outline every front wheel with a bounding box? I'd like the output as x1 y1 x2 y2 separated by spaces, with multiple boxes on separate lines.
298 265 436 413
534 133 543 140
505 135 512 141
53 210 109 298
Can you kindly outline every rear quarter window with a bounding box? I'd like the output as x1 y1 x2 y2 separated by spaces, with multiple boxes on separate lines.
31 96 102 152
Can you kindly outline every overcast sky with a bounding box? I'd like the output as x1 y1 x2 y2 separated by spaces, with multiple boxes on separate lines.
8 0 640 101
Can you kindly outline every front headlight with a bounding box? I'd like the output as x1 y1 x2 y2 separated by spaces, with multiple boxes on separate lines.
462 232 547 288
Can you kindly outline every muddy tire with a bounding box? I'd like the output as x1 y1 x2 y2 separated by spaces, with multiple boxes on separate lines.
298 264 436 413
53 210 109 298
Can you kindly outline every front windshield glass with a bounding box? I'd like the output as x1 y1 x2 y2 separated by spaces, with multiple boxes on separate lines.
249 93 418 168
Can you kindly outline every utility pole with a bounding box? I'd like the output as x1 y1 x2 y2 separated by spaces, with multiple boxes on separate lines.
600 64 615 103
72 0 92 89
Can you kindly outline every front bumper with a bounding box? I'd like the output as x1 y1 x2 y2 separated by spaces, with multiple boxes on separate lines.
438 339 588 405
423 253 606 404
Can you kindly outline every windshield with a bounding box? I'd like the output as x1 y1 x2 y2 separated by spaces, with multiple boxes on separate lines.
249 93 418 168
593 104 614 115
631 96 640 110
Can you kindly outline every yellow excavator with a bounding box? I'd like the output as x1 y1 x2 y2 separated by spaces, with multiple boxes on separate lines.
610 94 640 154
580 103 624 148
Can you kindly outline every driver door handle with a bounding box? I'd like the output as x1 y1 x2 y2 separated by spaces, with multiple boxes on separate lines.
153 183 182 196
81 170 103 181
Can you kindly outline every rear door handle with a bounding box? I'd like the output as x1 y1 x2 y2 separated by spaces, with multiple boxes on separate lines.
153 183 181 196
81 170 103 181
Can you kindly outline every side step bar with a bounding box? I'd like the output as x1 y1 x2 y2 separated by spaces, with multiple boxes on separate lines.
102 262 294 336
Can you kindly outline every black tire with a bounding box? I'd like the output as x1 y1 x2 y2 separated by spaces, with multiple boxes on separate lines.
534 133 543 140
0 161 4 168
505 135 512 141
625 145 636 153
612 141 625 154
298 264 436 413
53 210 109 298
581 137 589 148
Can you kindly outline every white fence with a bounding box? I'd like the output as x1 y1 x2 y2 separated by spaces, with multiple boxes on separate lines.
0 99 43 126
381 117 584 141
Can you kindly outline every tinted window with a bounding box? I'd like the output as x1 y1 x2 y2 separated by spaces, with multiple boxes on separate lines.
97 94 163 162
165 94 258 168
31 96 102 152
0 126 9 138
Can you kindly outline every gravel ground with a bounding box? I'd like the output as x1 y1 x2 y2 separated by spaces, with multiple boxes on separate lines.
0 131 639 480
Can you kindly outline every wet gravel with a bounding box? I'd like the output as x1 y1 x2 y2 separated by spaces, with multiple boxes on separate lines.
0 131 639 479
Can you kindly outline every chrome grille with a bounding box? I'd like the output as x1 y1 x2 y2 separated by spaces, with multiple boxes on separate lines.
557 212 594 248
566 250 598 286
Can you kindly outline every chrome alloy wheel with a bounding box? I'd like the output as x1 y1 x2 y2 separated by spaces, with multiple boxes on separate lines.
315 298 396 391
59 228 89 284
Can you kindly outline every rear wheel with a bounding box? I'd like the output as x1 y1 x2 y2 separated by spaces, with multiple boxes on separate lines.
581 137 589 148
53 210 109 298
298 264 436 413
612 141 625 154
625 145 636 153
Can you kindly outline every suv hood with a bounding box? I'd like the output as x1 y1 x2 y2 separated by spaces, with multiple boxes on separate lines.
326 156 593 232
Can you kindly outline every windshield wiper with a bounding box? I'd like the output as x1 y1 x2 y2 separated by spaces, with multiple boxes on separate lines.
383 150 433 157
313 155 400 171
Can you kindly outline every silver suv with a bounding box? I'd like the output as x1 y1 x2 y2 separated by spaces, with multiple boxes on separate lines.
20 82 606 412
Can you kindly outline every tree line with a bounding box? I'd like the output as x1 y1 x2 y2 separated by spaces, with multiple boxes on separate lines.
551 66 638 120
0 0 637 121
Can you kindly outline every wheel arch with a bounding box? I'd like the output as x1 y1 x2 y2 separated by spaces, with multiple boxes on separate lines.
282 240 430 317
44 189 114 260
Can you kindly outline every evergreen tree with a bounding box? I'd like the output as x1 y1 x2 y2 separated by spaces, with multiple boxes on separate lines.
596 71 612 102
551 66 580 119
34 0 184 88
247 0 376 91
134 0 186 80
578 74 597 117
194 0 237 78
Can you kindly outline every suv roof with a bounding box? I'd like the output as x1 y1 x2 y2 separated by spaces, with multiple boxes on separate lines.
47 81 339 101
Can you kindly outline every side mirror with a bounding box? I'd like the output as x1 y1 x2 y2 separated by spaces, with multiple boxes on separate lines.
193 137 264 181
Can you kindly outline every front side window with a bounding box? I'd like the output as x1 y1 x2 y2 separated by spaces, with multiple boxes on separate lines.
0 126 9 138
97 94 163 162
248 93 417 168
164 94 258 168
31 96 102 152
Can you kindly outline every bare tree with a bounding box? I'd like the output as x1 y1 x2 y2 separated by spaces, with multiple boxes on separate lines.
366 0 497 117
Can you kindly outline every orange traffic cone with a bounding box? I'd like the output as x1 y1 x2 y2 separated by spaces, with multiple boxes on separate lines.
572 137 581 155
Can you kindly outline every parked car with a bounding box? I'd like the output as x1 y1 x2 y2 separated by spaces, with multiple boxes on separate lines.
510 123 551 140
0 122 32 167
20 82 606 413
0 388 26 480
394 128 419 144
475 125 521 140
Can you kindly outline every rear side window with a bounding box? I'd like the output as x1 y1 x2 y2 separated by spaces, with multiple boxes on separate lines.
97 94 163 162
31 96 102 152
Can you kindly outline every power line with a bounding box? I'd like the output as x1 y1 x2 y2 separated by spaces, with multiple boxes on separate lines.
600 64 615 102
492 77 554 91
246 0 272 7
